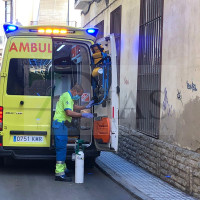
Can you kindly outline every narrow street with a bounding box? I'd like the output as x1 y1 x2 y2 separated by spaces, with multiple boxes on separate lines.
0 0 200 199
0 160 136 200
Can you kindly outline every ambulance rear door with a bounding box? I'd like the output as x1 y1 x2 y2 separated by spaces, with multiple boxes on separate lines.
2 37 52 147
93 34 119 152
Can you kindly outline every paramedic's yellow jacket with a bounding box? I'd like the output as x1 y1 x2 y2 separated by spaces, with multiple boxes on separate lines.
53 90 74 123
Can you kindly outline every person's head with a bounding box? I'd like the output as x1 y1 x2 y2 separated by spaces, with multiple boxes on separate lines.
71 84 84 100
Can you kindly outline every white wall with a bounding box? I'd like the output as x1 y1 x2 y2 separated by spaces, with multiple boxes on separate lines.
0 0 39 27
69 0 81 27
15 0 37 25
32 0 40 23
0 0 5 25
0 0 6 63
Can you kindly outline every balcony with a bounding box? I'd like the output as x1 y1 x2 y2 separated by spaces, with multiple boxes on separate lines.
74 0 92 10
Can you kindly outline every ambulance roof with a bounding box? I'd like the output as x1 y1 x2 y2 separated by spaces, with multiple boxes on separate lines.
3 24 98 42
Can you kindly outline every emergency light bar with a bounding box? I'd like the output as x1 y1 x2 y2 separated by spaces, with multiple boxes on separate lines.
3 24 99 41
3 24 75 35
36 28 75 34
3 24 18 33
86 28 98 37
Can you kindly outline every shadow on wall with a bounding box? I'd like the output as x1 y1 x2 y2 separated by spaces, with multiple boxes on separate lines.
176 96 200 152
119 90 136 129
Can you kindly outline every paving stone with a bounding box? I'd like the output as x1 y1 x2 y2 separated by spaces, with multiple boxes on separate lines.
96 152 197 200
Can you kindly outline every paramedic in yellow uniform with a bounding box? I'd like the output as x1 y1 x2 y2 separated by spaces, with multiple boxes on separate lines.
52 84 94 182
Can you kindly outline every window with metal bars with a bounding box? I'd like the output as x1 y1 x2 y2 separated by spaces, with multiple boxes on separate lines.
136 0 164 139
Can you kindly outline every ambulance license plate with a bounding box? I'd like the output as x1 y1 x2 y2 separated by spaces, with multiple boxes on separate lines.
13 136 44 143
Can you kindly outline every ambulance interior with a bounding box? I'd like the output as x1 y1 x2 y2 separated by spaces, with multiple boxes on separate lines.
52 41 92 145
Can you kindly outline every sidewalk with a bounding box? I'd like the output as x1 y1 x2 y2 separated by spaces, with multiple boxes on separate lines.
96 152 197 200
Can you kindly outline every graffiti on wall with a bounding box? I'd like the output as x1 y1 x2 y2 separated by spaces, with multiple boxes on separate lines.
177 89 183 106
177 90 182 100
162 88 175 117
187 81 197 92
163 88 168 111
124 77 129 85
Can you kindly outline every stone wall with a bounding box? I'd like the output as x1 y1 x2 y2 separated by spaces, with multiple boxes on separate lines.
118 125 200 199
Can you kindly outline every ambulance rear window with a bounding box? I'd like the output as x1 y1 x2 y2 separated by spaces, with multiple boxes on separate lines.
7 58 52 96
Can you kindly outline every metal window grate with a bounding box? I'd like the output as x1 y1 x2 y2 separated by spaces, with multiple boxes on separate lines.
136 0 164 139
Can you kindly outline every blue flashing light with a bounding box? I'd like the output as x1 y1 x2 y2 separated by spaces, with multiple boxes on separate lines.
8 26 17 31
3 24 18 34
87 29 95 34
86 28 98 37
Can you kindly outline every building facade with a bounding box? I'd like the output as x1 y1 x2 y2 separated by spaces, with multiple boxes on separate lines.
0 0 81 65
39 0 81 27
75 0 200 198
0 0 40 65
0 0 5 66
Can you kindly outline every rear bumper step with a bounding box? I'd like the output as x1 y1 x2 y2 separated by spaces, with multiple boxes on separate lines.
0 147 100 160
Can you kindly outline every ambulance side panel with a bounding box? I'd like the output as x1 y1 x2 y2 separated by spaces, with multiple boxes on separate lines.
2 37 52 147
0 60 3 107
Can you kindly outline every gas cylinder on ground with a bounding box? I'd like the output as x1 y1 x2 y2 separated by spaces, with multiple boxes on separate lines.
75 139 85 183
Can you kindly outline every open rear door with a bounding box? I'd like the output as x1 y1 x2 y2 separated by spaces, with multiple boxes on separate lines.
52 39 93 145
93 34 119 152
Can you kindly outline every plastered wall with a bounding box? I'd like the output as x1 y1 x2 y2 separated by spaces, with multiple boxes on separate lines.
81 0 200 152
15 0 36 25
160 0 200 152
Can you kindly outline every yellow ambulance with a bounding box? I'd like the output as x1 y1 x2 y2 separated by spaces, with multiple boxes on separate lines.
0 24 119 166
